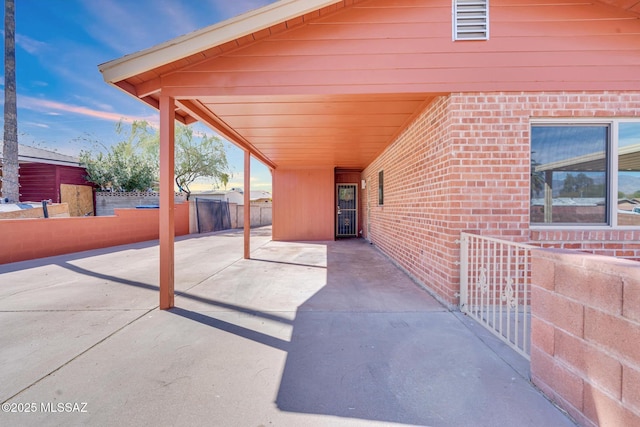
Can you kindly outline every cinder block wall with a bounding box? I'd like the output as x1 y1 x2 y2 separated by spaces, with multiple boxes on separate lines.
96 192 186 216
363 91 640 306
530 248 640 427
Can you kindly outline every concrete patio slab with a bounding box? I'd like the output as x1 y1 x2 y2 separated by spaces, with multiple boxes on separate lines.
0 228 576 426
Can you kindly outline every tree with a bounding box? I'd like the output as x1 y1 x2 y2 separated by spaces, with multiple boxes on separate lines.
79 122 156 192
81 120 230 198
80 141 155 192
135 120 230 200
172 125 230 200
2 0 19 202
561 172 594 197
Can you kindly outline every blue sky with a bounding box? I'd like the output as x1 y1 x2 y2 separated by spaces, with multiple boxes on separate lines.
2 0 277 192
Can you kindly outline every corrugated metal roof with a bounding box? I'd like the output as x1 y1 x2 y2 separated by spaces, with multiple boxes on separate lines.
0 144 81 167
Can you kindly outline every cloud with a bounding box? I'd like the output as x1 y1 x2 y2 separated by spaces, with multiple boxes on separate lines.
16 33 47 54
215 0 276 19
81 0 217 57
23 121 50 129
18 94 157 124
73 95 116 113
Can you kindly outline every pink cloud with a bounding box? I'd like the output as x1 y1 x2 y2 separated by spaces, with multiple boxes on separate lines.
19 95 157 124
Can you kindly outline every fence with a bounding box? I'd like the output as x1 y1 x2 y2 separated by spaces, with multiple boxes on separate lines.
195 198 232 233
459 232 534 359
96 192 186 216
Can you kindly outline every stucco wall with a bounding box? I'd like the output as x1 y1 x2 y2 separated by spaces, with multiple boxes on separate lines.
530 248 640 427
272 167 334 241
363 91 640 306
0 203 189 264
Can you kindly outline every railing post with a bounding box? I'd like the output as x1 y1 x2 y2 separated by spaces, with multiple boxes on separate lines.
459 233 469 312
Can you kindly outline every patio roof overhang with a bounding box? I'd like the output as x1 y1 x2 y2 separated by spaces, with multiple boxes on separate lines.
98 0 439 171
98 0 640 309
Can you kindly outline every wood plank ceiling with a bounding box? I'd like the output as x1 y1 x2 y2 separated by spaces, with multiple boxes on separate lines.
196 93 434 169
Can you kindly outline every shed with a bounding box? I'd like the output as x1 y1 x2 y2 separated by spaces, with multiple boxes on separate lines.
0 144 95 216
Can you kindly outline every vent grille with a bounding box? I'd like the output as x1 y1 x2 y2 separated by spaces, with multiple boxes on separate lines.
453 0 489 40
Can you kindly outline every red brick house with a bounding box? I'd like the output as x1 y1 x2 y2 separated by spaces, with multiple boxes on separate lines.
100 0 640 307
99 2 640 424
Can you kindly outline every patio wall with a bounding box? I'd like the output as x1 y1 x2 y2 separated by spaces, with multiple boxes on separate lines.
362 91 640 306
530 248 640 427
0 203 189 264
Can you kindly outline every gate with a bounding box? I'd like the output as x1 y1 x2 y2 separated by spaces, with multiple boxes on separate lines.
336 184 357 237
195 198 231 233
459 232 534 359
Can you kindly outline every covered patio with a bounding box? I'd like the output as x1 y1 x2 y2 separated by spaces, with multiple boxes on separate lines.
0 228 574 426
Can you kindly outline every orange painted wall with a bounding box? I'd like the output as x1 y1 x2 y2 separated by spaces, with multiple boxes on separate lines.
169 0 640 95
0 203 189 264
272 167 334 241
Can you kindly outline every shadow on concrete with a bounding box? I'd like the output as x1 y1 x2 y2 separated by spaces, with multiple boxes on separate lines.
272 240 450 425
58 262 293 326
170 307 289 352
164 238 568 426
188 239 456 425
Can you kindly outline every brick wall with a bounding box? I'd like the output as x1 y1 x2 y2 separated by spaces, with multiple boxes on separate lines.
531 248 640 427
363 91 640 306
363 96 459 305
0 203 190 264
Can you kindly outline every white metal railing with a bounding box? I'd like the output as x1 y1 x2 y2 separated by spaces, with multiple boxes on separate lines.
458 232 534 360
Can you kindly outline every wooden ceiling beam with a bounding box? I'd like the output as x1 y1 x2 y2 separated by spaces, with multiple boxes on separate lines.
176 99 276 169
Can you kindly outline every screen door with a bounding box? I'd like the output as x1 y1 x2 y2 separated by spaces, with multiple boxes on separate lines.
336 184 358 237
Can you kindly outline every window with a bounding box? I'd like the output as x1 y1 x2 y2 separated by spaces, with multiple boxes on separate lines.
453 0 489 41
378 170 384 205
530 121 640 227
617 122 640 226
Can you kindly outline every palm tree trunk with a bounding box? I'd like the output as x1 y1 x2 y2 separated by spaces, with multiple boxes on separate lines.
2 0 19 202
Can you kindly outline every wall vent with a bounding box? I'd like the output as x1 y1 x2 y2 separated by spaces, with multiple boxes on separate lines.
453 0 489 41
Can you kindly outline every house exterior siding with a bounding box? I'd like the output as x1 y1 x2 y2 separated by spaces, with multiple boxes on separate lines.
273 167 335 241
363 91 640 306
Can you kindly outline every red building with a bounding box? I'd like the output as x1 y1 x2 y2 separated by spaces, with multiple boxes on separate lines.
1 144 93 215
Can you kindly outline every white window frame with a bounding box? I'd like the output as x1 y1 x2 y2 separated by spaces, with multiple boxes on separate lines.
530 118 640 230
452 0 490 41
